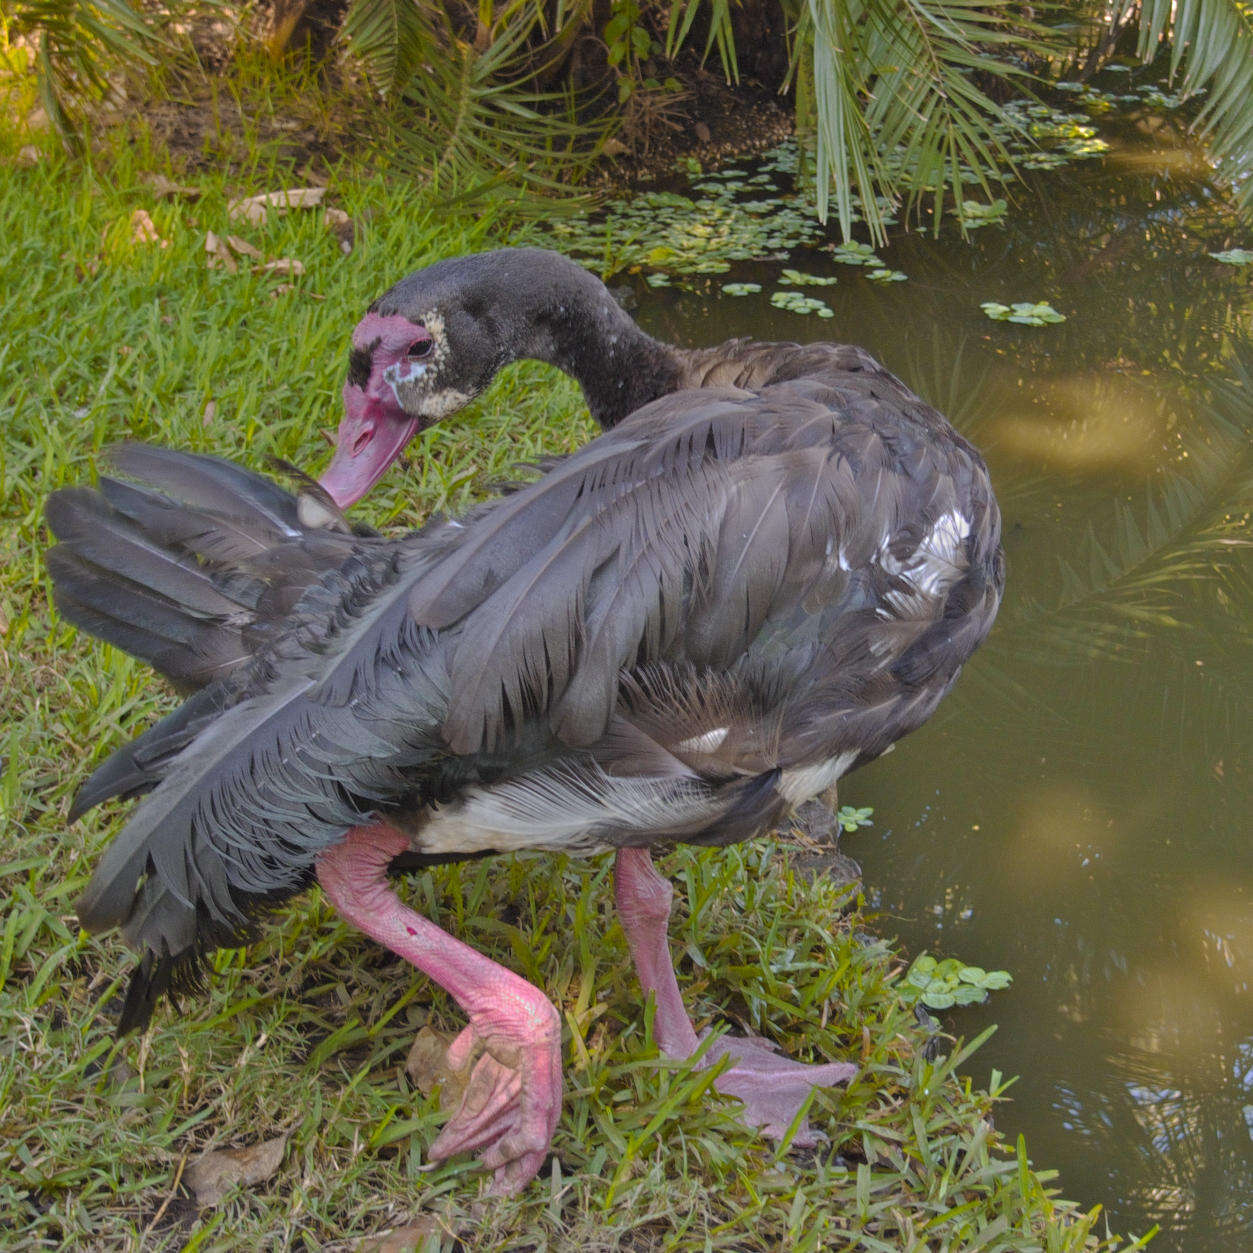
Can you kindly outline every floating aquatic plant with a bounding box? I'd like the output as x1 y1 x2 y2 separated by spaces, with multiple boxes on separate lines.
953 199 1007 228
721 282 762 295
1210 248 1253 265
770 290 835 317
867 269 908 283
981 301 1066 326
836 805 874 834
779 268 838 286
903 954 1013 1010
828 241 881 266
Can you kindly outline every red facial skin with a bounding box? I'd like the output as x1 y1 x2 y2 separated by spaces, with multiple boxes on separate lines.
320 313 433 509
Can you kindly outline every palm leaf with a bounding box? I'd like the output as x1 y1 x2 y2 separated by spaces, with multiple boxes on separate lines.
1134 0 1253 214
363 7 605 209
782 0 1056 241
7 0 161 136
340 0 438 97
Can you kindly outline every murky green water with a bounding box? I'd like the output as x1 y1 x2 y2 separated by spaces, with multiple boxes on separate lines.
633 112 1251 1249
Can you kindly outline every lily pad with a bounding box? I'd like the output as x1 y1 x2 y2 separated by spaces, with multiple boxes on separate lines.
770 290 835 317
953 199 1007 228
779 268 838 286
981 300 1066 326
1210 249 1253 266
867 268 908 283
828 241 881 266
722 282 762 296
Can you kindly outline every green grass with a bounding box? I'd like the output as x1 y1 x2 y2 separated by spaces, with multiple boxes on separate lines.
0 125 1156 1249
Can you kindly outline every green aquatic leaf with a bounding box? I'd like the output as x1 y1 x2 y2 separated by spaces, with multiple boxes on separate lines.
1210 248 1253 265
780 268 839 286
867 268 908 282
922 990 957 1010
953 198 1007 228
981 300 1065 326
721 282 762 296
981 970 1013 990
952 984 987 1006
829 242 881 266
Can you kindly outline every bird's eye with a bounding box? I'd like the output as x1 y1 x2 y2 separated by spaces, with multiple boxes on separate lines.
408 338 433 360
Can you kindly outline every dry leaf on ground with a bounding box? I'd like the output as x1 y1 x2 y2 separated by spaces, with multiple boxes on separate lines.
226 234 263 260
130 209 169 248
204 231 237 273
256 257 304 277
405 1026 473 1110
355 1214 444 1252
324 207 355 254
144 173 201 200
228 187 326 225
183 1134 287 1207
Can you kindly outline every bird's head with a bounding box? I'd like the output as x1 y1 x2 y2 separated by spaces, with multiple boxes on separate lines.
320 304 493 509
319 248 658 508
319 250 572 509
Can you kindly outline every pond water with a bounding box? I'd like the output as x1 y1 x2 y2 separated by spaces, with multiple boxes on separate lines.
626 111 1251 1248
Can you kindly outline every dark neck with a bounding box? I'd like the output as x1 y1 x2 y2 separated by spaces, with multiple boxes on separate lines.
502 254 686 427
554 309 687 428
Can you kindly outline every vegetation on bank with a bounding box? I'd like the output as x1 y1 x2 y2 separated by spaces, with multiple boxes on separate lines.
3 0 1253 237
0 97 1166 1245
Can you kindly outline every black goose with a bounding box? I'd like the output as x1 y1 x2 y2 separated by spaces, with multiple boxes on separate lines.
47 247 1004 1194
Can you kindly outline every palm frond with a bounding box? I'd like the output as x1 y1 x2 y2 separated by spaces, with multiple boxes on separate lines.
783 0 1055 241
7 0 161 136
366 8 605 209
340 0 439 97
1135 0 1253 213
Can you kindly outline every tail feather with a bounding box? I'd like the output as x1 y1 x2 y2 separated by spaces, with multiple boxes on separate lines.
69 685 228 821
45 445 366 692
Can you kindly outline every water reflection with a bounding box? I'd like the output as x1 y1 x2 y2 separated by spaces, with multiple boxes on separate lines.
636 108 1251 1249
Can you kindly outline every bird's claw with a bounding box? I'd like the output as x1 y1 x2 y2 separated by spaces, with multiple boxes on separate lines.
426 1015 562 1195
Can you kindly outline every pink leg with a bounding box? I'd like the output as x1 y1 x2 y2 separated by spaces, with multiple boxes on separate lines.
317 824 561 1194
614 847 856 1146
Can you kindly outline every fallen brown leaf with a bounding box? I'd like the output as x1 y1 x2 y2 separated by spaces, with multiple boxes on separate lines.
184 1134 287 1207
225 234 263 260
324 206 355 254
204 231 236 273
130 209 169 248
405 1026 473 1110
356 1215 443 1252
144 173 202 200
256 257 305 277
202 400 217 428
228 187 326 226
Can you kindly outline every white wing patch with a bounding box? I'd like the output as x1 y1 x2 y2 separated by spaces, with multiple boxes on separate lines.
675 727 729 754
777 751 858 804
879 508 971 616
416 762 715 856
